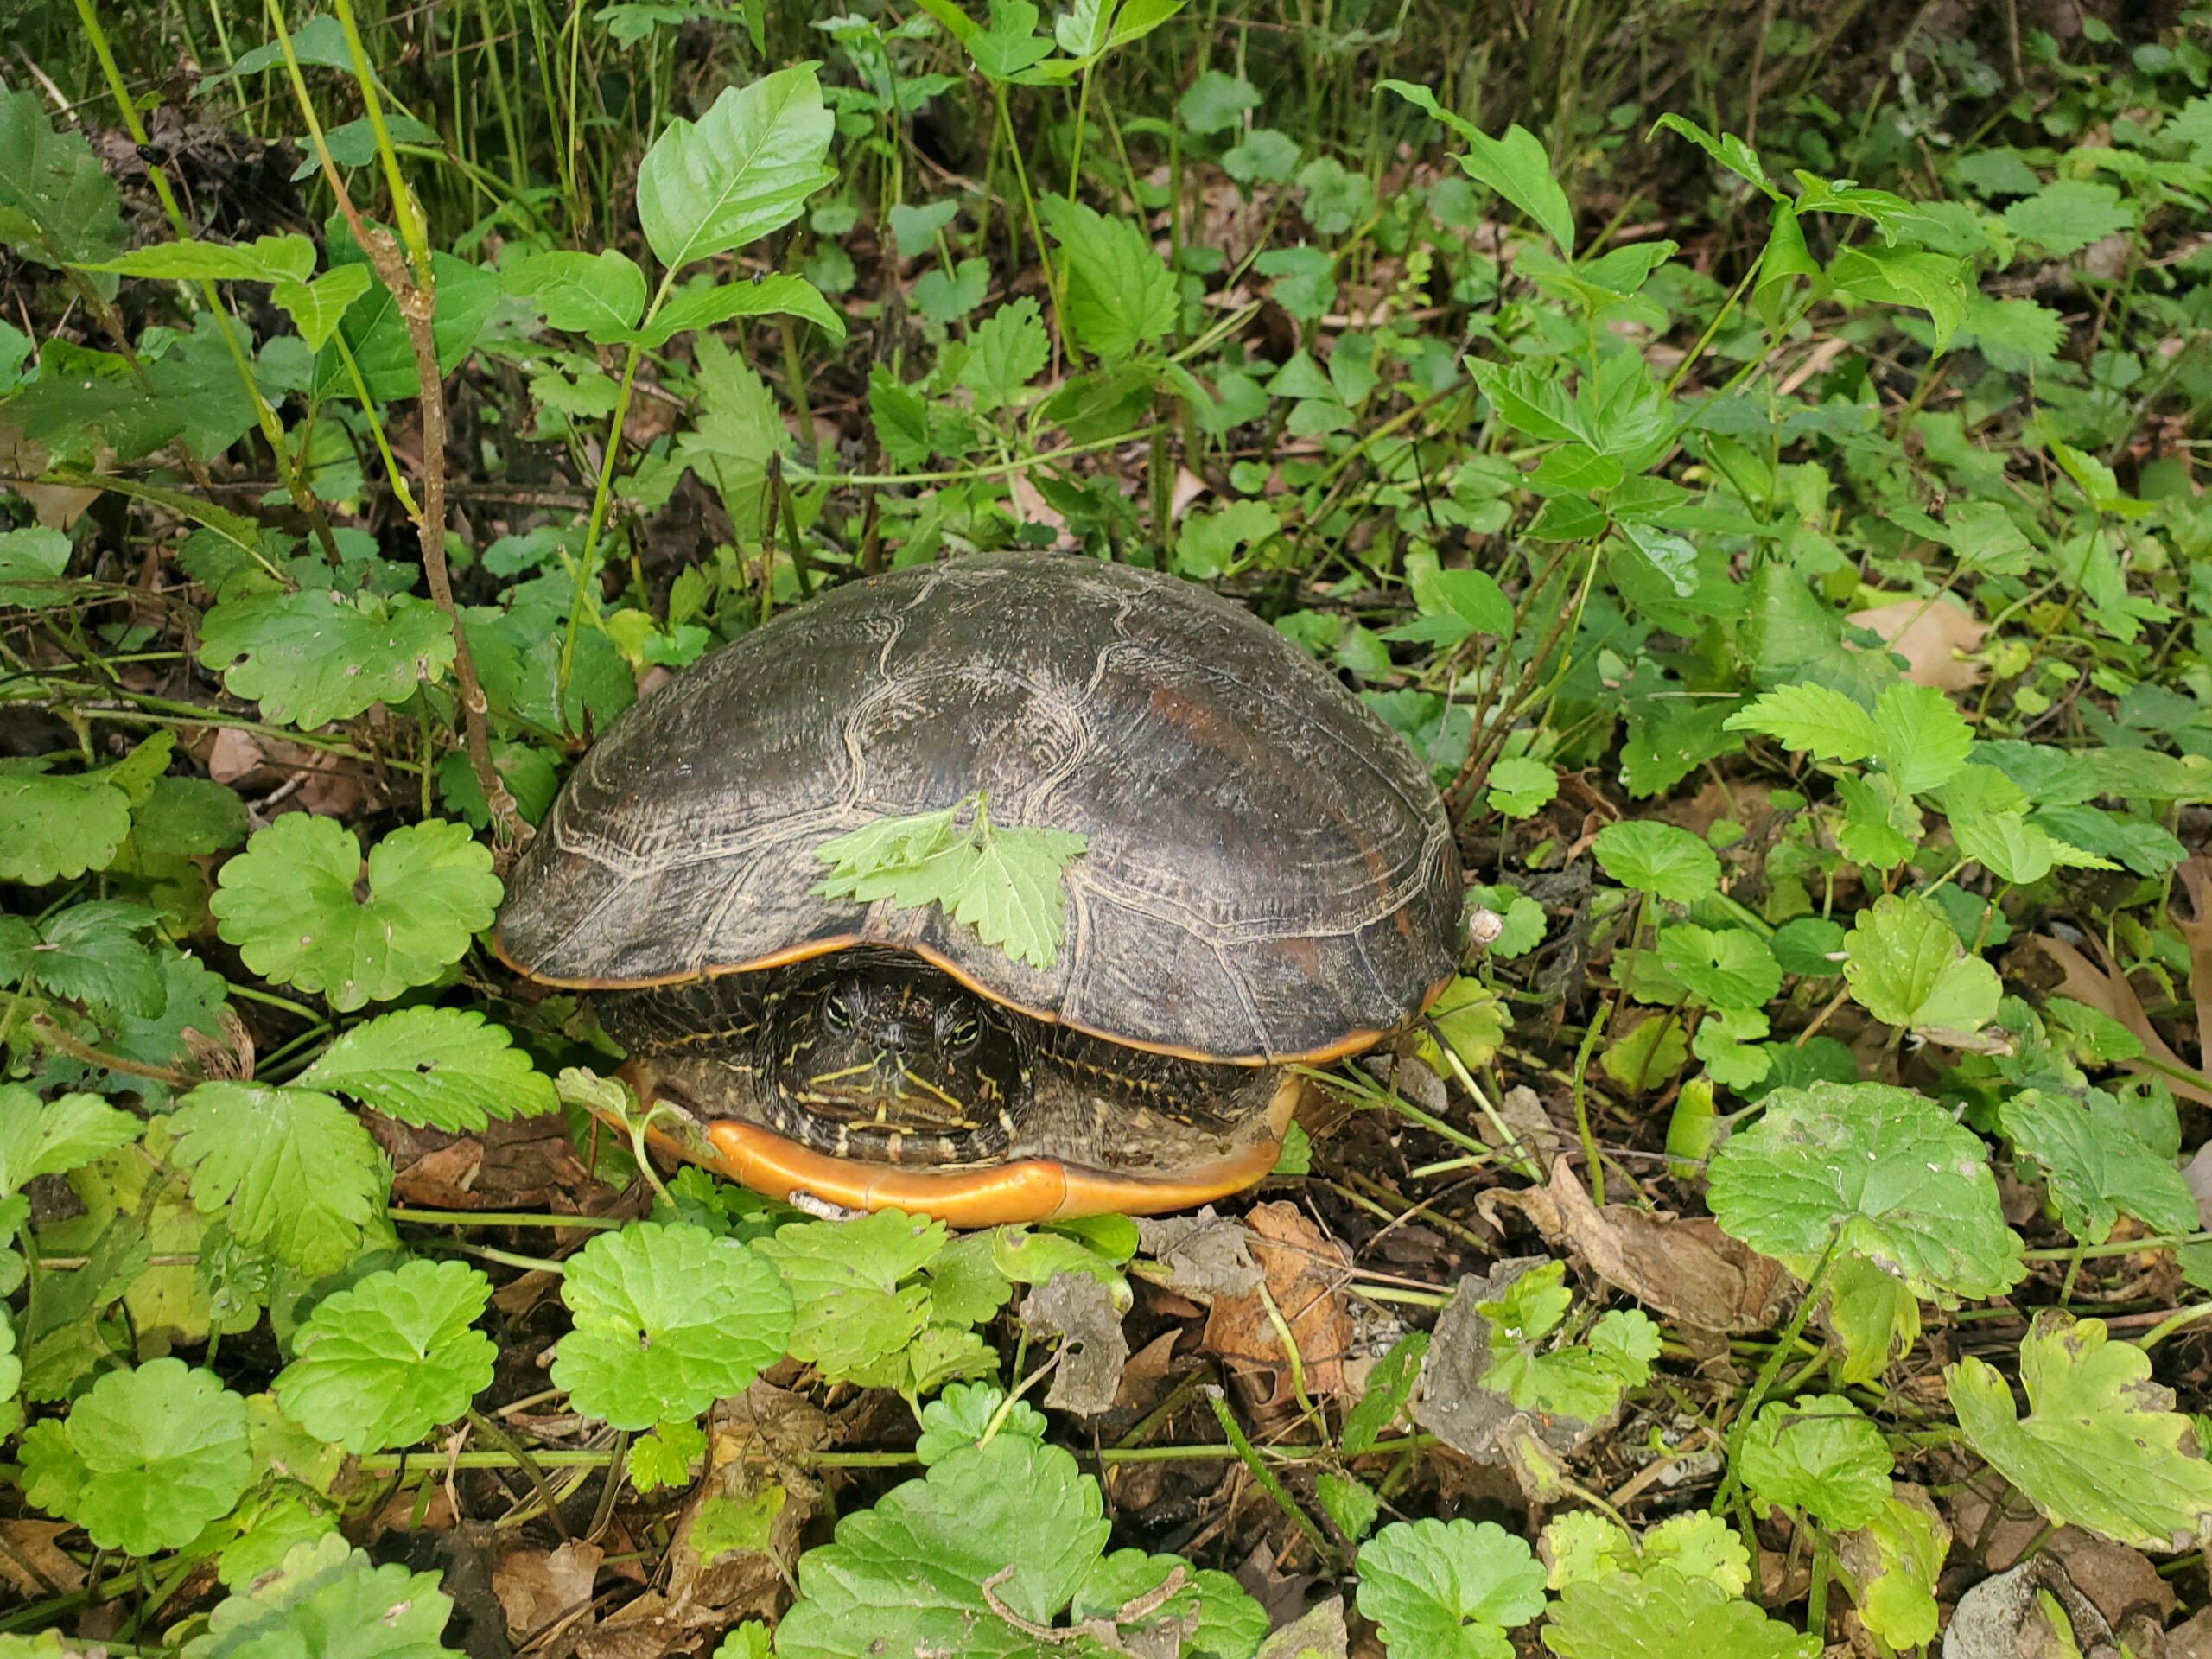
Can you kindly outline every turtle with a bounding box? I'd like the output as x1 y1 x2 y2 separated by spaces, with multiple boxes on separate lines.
493 551 1464 1224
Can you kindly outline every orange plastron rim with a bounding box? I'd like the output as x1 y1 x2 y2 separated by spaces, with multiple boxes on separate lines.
603 1068 1306 1226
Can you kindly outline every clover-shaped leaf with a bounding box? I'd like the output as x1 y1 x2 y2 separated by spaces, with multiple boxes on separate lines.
196 590 456 730
301 1007 557 1131
1541 1565 1819 1659
1355 1517 1547 1659
1486 756 1560 818
1475 1262 1658 1422
553 1223 793 1431
915 1380 1046 1465
1540 1510 1751 1595
1738 1395 1893 1530
169 1083 387 1276
1658 925 1783 1010
275 1260 495 1452
1843 893 2000 1037
1947 1310 2212 1551
1591 820 1719 906
753 1209 949 1383
213 816 500 1012
1999 1089 2197 1247
180 1533 461 1659
1707 1082 2024 1303
20 1357 250 1556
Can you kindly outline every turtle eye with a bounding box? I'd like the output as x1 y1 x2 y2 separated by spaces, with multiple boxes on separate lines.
944 1013 982 1051
822 991 855 1033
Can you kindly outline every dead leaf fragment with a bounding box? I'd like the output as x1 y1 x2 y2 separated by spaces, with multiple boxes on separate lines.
1019 1273 1130 1417
1199 1201 1353 1405
0 1520 86 1597
1942 1553 2110 1659
1848 595 1988 690
493 1541 603 1642
2034 936 2212 1106
1136 1207 1264 1303
1545 1156 1795 1333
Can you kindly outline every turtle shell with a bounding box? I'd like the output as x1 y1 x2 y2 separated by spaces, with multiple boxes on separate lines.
494 552 1463 1062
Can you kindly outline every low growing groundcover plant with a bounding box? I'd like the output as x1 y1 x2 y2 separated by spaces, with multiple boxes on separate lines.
1 0 2211 1654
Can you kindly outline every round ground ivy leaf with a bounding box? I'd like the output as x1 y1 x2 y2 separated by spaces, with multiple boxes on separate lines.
1737 1395 1892 1530
553 1222 793 1431
301 1007 558 1130
753 1209 949 1382
1706 1081 2024 1304
196 588 456 730
913 1380 1046 1465
181 1532 461 1659
1541 1565 1819 1659
1355 1518 1548 1659
20 1357 250 1555
1998 1088 2198 1247
1657 925 1783 1009
1591 821 1720 906
275 1260 495 1452
0 768 131 884
1946 1310 2212 1551
1770 917 1846 977
213 816 501 1012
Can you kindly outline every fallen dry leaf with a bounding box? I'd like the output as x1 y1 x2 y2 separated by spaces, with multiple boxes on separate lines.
2034 936 2212 1106
1848 595 1988 690
1200 1201 1353 1405
493 1540 603 1642
1544 1156 1795 1334
0 1520 86 1597
1414 1256 1625 1467
2171 858 2212 1074
1019 1273 1129 1417
1136 1207 1264 1303
1942 1553 2109 1659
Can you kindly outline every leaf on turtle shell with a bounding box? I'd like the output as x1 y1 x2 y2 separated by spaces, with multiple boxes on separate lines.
810 791 1088 969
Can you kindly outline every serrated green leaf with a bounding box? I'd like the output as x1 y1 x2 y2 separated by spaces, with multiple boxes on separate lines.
1947 1311 2212 1551
1869 681 1972 795
213 817 501 1012
1541 1566 1818 1659
1999 1089 2197 1247
504 248 648 342
1591 820 1720 906
0 767 133 884
1840 1494 1946 1649
1843 893 2000 1036
1541 1510 1751 1595
181 1532 461 1659
1656 925 1782 1010
914 1379 1046 1465
0 1084 142 1198
29 899 165 1015
960 296 1050 412
197 590 456 730
1707 1081 2024 1304
0 89 126 289
20 1357 249 1556
553 1223 793 1430
1382 81 1573 255
2002 179 2135 257
302 1007 557 1130
1723 683 1877 763
274 1260 494 1452
1040 197 1178 361
169 1083 386 1276
1738 1395 1892 1529
753 1210 946 1382
1355 1517 1547 1659
636 65 837 273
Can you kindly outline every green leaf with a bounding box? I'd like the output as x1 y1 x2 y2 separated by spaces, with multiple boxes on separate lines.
1485 756 1559 819
1656 925 1782 1010
636 64 837 273
270 264 372 351
753 1210 946 1382
315 243 496 402
0 525 73 608
1843 893 2001 1037
19 1357 249 1556
1827 245 1969 353
1541 1566 1818 1659
0 89 126 289
1737 1395 1892 1530
1342 1329 1428 1455
1649 115 1775 199
0 1085 142 1198
213 817 501 1012
301 1007 557 1131
1723 683 1878 764
1040 197 1178 361
673 334 790 542
274 1260 494 1452
629 271 847 346
169 1083 387 1276
914 1380 1046 1466
504 249 648 342
2001 179 2135 257
553 1223 793 1430
29 899 165 1015
628 1416 708 1492
1947 1310 2212 1551
197 590 456 730
777 1426 1259 1659
1999 1089 2197 1247
1381 81 1574 255
963 0 1057 82
1591 820 1720 906
1707 1081 2024 1304
1868 681 1972 795
92 232 314 284
0 767 133 884
1180 68 1260 135
960 297 1050 413
1354 1517 1547 1659
1540 1511 1751 1595
181 1533 461 1659
811 793 1087 971
132 776 250 859
1175 498 1280 580
1841 1494 1946 1649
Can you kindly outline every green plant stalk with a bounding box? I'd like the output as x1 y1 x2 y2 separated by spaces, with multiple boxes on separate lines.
795 424 1169 489
1571 1001 1611 1204
71 0 343 563
992 79 1069 358
1713 1231 1838 1518
1205 1390 1340 1569
557 325 655 696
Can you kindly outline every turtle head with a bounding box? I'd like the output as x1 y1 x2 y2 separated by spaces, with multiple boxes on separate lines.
764 953 1030 1159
